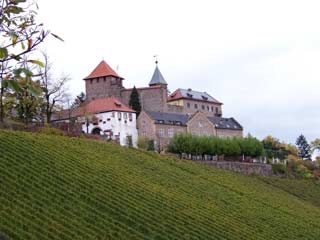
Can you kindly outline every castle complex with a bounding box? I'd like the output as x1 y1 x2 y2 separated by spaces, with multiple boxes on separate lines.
82 60 243 149
53 59 243 149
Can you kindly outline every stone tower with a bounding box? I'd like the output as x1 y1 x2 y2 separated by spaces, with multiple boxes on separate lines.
84 60 124 101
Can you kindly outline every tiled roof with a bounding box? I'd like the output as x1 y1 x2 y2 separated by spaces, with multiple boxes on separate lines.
84 60 123 80
52 97 134 121
208 117 243 130
149 65 167 86
81 97 135 114
168 88 222 104
146 111 189 126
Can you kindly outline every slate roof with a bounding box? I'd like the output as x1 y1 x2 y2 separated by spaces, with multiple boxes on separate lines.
84 60 123 80
146 111 189 126
149 65 167 86
208 116 243 130
146 111 242 130
168 88 222 104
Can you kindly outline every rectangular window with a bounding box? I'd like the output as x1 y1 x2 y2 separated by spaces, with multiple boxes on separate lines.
112 112 115 118
129 113 133 121
202 105 205 110
211 106 214 112
187 102 190 108
90 79 93 84
207 106 209 111
124 113 127 119
194 104 198 109
97 78 99 83
158 128 165 137
215 107 219 114
168 128 174 138
118 112 121 120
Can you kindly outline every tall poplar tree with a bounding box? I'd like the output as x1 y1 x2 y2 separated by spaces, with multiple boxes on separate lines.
129 86 141 117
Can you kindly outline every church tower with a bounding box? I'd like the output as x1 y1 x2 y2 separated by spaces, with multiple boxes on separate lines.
83 60 124 101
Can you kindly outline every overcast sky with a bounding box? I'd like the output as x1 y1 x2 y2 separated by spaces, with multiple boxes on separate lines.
36 0 320 145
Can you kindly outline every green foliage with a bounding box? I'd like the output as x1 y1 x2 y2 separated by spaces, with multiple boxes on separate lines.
311 138 320 153
272 163 287 175
168 134 263 158
71 92 86 109
137 137 148 149
39 126 64 136
0 130 320 239
262 135 297 161
296 134 312 160
128 86 141 116
0 0 60 123
147 139 155 151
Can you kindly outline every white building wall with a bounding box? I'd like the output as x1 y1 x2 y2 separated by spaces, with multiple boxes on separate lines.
80 111 138 148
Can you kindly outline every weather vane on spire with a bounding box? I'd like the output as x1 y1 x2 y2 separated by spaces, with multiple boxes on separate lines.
153 54 159 65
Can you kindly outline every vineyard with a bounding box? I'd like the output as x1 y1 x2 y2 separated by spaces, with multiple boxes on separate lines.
0 130 320 239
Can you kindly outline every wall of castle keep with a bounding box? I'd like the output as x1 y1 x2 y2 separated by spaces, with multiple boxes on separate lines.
121 87 168 112
85 76 123 101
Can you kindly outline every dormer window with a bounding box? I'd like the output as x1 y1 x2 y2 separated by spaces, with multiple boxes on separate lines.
202 95 208 101
187 93 193 98
115 102 122 107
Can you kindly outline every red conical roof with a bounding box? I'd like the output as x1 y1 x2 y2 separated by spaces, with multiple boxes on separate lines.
83 60 123 80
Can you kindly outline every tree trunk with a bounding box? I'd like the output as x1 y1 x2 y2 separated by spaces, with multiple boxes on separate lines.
0 86 4 123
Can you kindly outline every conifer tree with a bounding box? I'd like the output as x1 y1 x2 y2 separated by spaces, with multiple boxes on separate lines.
129 86 141 117
296 134 312 160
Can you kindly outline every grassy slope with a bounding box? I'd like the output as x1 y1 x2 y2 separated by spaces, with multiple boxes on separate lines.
0 130 319 240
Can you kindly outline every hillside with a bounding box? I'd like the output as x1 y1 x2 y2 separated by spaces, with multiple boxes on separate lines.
0 130 320 240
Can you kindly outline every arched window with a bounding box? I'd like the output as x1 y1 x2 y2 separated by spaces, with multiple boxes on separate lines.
91 127 102 135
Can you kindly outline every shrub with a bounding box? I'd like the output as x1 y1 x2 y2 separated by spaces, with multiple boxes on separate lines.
137 137 148 150
147 140 155 151
295 164 313 179
39 126 64 136
272 163 287 175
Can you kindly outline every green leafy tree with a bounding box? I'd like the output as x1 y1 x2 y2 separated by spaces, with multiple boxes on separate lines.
0 0 61 123
262 135 291 161
13 72 43 124
311 138 320 153
296 134 312 160
128 86 141 117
